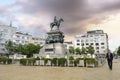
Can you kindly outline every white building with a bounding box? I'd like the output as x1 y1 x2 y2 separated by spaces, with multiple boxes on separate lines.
9 53 27 59
0 25 16 53
64 42 74 49
30 37 45 46
13 32 32 45
73 30 108 55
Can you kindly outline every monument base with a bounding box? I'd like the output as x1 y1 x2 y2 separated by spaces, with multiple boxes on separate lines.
38 43 68 58
34 43 69 58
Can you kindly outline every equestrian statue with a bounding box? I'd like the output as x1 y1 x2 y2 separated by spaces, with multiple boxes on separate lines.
50 16 64 31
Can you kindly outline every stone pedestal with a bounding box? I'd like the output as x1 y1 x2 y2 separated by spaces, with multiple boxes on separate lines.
39 30 68 58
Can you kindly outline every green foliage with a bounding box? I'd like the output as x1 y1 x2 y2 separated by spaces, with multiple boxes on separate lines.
5 42 41 58
81 47 86 55
35 57 40 60
69 46 75 54
0 58 12 64
19 43 41 58
58 58 67 66
20 59 27 65
5 40 15 57
74 58 81 64
20 58 36 66
69 56 74 64
44 58 51 65
51 58 58 66
0 58 2 63
74 58 79 66
16 44 23 54
75 48 81 55
85 58 97 65
69 56 74 60
86 45 95 55
28 58 36 66
35 44 41 54
41 57 45 60
40 57 51 65
74 58 85 66
117 46 120 56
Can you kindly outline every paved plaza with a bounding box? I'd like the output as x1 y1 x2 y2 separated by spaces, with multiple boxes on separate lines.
0 59 120 80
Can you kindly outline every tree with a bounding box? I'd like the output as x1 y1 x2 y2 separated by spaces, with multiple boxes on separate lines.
117 46 120 56
22 43 35 57
69 46 75 54
87 45 95 56
81 47 86 55
75 47 81 55
34 44 41 54
5 40 14 58
21 43 41 58
17 44 23 54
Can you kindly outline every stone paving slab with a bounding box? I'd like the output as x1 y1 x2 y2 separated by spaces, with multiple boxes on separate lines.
0 59 120 80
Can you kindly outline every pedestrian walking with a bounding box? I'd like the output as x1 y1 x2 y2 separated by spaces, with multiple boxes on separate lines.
106 50 113 70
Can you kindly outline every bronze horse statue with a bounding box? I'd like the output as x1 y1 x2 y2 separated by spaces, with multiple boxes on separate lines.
50 16 64 31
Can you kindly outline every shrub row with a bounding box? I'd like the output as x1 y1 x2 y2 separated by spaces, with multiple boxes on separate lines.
0 58 12 64
20 58 36 66
20 57 98 67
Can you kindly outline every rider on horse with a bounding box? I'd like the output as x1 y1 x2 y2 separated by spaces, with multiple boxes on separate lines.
50 16 64 31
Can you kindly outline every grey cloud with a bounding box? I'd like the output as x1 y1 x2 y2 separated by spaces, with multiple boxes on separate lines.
13 0 120 40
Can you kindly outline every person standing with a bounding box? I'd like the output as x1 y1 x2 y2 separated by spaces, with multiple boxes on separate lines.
106 50 113 70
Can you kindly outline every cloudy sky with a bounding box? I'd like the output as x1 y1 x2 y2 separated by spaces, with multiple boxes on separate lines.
0 0 120 51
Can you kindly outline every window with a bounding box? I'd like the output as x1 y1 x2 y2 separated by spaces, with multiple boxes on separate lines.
97 51 99 53
40 42 43 44
101 43 104 45
22 41 24 43
16 40 19 43
25 41 28 43
34 42 38 44
81 43 84 46
96 43 99 46
16 35 20 38
22 36 24 39
27 37 29 39
77 40 80 42
90 39 93 42
96 47 99 49
81 40 84 42
90 43 93 45
1 48 5 51
86 39 88 42
77 43 80 45
90 35 93 37
101 46 105 49
86 43 89 45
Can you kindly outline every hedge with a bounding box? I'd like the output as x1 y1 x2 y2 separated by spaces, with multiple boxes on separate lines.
20 58 36 66
19 57 98 67
85 58 98 66
58 58 67 66
51 58 58 66
0 58 12 64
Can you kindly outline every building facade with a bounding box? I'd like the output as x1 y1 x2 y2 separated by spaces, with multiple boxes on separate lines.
73 30 108 55
64 42 73 49
0 25 16 53
13 32 32 45
30 37 45 46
